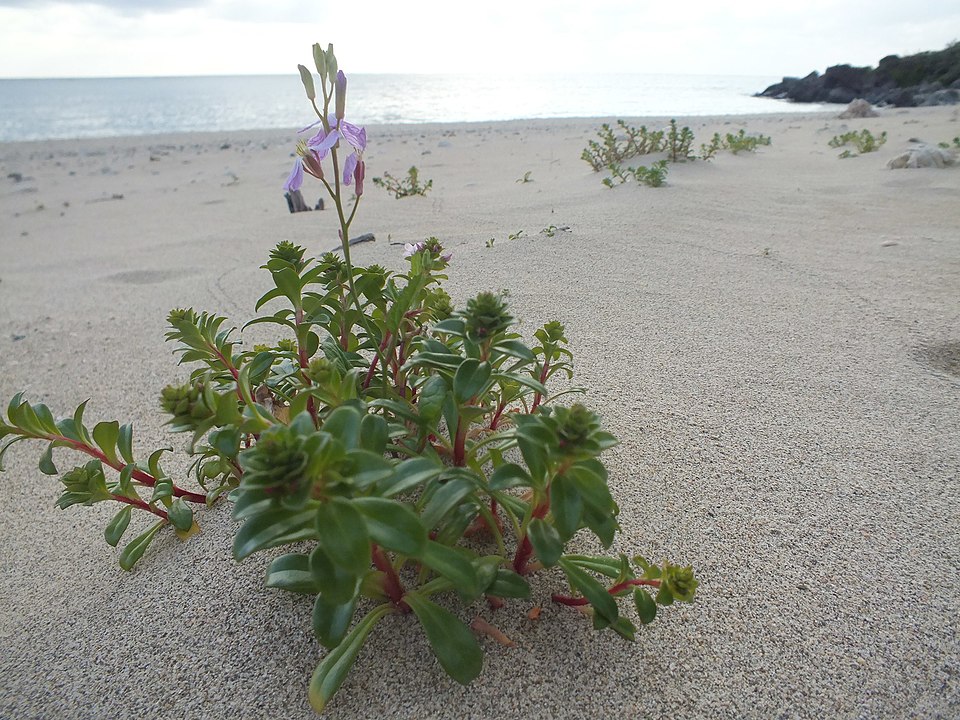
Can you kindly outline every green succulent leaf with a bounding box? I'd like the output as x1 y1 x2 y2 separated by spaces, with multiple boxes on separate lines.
118 519 165 571
526 518 562 567
379 457 444 497
92 421 120 465
310 546 361 604
233 508 317 560
420 541 478 598
453 359 492 404
352 497 427 557
104 505 133 547
634 587 657 624
404 592 483 686
312 592 359 650
265 553 320 595
315 499 371 575
549 474 582 541
485 569 530 599
421 477 475 529
558 557 618 627
308 604 392 714
167 498 194 532
117 424 134 464
38 442 58 476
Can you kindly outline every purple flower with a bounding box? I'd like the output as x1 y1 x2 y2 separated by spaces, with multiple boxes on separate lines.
283 88 367 192
403 242 425 258
403 239 452 263
284 139 325 193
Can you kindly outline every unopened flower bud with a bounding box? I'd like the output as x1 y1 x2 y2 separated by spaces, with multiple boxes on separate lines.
312 43 327 82
335 70 347 120
297 64 316 101
355 159 365 196
554 403 598 451
662 563 698 602
325 44 338 80
463 291 513 341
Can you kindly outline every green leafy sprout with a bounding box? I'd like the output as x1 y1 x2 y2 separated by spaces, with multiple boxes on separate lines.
372 166 433 198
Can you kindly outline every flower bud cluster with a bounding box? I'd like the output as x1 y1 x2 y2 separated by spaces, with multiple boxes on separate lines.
662 562 698 602
463 291 512 341
160 382 216 429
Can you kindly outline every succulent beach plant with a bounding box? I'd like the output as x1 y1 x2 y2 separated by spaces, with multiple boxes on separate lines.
0 43 697 714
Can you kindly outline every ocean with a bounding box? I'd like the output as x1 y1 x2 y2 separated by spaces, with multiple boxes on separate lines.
0 73 820 142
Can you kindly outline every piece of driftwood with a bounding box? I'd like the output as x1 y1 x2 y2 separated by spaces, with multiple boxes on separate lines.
330 233 375 253
284 191 325 213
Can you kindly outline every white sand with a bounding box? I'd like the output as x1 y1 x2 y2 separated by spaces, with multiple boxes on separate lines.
1 106 959 719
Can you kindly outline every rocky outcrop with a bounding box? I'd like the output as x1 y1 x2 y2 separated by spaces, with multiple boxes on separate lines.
758 43 960 107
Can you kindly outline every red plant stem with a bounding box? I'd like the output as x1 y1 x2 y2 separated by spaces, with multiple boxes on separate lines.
489 399 507 430
111 493 169 520
294 308 320 427
209 346 244 402
363 332 393 390
57 435 207 504
453 417 468 466
512 500 550 575
530 362 550 412
371 544 410 613
551 578 662 606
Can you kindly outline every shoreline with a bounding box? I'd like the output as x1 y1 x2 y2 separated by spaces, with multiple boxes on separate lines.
0 104 845 147
1 104 958 719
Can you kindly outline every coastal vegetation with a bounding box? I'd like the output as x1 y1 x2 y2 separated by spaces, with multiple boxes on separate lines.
829 129 887 158
583 119 772 187
0 43 696 714
372 165 433 198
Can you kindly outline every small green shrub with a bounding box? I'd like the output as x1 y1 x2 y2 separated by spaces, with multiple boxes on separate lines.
372 166 433 198
828 129 888 156
700 130 772 159
601 160 668 188
580 120 664 171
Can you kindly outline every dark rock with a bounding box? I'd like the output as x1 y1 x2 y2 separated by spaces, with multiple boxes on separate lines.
827 87 857 104
921 89 960 106
757 42 960 107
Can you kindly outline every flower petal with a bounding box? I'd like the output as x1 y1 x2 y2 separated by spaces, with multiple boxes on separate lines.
308 128 340 157
298 118 324 134
342 152 358 185
339 121 366 152
283 159 304 192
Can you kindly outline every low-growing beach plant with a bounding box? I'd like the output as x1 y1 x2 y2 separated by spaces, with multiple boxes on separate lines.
602 160 669 188
699 130 772 159
516 171 534 183
580 119 664 171
828 129 887 156
508 229 526 241
665 119 695 162
0 43 697 715
372 165 433 198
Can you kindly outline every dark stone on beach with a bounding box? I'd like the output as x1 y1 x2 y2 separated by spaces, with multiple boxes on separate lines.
757 42 960 107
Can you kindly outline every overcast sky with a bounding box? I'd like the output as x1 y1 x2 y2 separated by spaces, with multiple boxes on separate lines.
0 0 957 79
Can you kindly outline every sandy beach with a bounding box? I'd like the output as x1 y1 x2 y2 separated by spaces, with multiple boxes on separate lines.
1 105 958 719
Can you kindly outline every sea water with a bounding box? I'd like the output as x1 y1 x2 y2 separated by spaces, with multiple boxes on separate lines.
0 73 821 142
